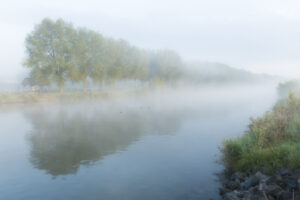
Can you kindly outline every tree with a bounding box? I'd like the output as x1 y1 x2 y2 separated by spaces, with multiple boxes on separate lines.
22 77 36 92
155 50 183 82
24 18 76 93
147 50 182 85
105 39 127 85
23 18 185 92
71 29 105 91
22 67 51 92
128 48 149 87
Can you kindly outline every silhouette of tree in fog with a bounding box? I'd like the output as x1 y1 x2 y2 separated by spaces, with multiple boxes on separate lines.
23 18 183 92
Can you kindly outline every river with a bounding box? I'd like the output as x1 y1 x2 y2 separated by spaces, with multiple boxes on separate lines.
0 85 278 200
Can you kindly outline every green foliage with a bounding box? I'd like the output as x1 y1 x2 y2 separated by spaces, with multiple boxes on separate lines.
24 18 76 92
221 92 300 173
24 18 184 92
70 29 105 90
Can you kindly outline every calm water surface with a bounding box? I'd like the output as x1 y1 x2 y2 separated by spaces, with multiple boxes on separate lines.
0 86 277 200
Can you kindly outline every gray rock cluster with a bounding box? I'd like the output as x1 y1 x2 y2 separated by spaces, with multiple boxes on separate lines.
220 169 300 200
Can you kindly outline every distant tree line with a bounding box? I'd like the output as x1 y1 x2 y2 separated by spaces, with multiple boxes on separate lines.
23 18 183 92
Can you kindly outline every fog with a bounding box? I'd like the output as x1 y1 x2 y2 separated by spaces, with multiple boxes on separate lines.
1 0 300 84
0 1 298 199
0 84 278 199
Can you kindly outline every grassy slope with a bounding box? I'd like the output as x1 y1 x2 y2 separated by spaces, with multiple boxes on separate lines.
221 92 300 173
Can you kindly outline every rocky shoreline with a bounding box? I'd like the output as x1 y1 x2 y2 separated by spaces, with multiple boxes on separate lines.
219 169 300 200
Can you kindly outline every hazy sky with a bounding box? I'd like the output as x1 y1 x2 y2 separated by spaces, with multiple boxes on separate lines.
1 0 300 83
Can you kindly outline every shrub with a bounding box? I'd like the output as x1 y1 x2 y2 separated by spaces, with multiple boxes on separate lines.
221 92 300 173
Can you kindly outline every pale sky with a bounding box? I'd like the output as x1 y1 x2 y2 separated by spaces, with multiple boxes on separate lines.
1 0 300 83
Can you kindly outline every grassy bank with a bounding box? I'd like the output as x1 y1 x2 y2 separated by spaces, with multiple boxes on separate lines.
0 89 141 104
221 92 300 173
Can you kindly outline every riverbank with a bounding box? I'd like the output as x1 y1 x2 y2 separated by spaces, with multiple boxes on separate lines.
221 92 300 173
219 168 300 199
0 89 146 104
220 92 300 199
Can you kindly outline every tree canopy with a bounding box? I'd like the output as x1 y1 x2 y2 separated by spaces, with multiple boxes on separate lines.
24 18 183 92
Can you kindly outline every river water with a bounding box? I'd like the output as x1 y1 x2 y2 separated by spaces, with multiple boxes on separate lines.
0 85 277 200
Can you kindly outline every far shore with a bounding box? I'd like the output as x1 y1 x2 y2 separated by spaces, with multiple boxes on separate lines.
0 89 147 105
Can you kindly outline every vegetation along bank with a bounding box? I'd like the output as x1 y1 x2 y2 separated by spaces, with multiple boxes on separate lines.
220 82 300 199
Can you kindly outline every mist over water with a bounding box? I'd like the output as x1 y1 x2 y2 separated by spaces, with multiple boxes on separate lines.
0 84 278 200
0 0 298 199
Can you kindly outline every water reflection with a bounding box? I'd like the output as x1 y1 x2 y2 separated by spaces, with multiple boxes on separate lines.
25 104 182 176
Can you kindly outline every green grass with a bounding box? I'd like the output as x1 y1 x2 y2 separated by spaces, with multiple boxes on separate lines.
221 92 300 173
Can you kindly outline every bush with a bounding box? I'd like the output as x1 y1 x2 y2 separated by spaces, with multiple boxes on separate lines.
221 92 300 173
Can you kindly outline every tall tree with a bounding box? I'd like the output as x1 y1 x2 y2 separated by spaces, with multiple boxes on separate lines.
154 50 183 82
71 29 104 91
24 18 185 91
105 39 128 85
24 18 76 93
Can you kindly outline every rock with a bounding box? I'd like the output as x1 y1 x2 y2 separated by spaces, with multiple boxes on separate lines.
255 171 269 181
219 169 300 200
273 175 285 188
258 183 266 191
264 184 282 196
295 192 300 200
278 192 292 200
265 175 283 186
242 192 254 200
293 169 300 178
283 176 298 190
242 192 265 200
248 186 259 193
260 177 272 184
231 172 247 181
220 187 231 195
274 174 283 182
278 168 291 177
240 175 259 190
258 182 282 197
223 191 240 200
235 190 244 198
242 193 251 200
267 195 275 200
226 181 240 190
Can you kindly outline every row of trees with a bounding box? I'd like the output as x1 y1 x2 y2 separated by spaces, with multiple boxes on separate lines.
23 18 183 92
